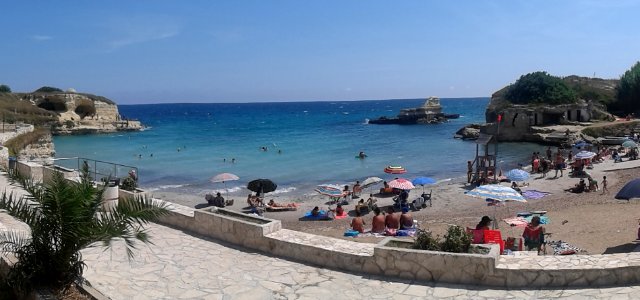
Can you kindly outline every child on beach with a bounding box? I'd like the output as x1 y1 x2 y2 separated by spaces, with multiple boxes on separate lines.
601 176 608 194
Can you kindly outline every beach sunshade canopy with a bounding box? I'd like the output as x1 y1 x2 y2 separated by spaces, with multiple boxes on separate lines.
615 178 640 200
315 184 345 197
388 178 415 190
210 173 240 183
384 165 407 174
622 140 637 148
361 176 383 188
574 151 596 160
573 141 590 148
412 177 436 186
247 179 277 193
465 184 527 202
505 169 529 182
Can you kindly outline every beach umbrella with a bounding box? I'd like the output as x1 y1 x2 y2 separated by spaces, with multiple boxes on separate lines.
412 177 436 193
573 141 590 148
384 165 407 174
615 178 640 201
314 184 345 197
361 176 383 188
504 169 529 182
247 179 277 195
622 140 637 148
388 178 415 190
466 184 526 229
210 172 239 198
574 151 596 160
465 184 527 202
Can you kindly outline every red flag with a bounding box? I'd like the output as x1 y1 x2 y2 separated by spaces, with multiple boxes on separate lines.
497 114 502 122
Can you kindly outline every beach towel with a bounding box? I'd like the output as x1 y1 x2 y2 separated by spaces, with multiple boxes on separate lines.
344 229 360 237
396 229 416 237
524 215 550 225
302 210 332 220
547 240 586 255
350 231 386 238
334 212 348 219
503 217 528 227
522 190 551 200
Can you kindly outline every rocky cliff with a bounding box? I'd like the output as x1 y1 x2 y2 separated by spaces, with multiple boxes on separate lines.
16 91 143 134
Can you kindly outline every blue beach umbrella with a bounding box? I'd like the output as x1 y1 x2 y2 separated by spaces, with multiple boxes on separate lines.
622 140 637 148
505 169 529 182
615 178 640 201
412 177 437 193
465 184 527 202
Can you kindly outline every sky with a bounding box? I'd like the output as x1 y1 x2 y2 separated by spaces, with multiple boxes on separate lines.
1 1 639 104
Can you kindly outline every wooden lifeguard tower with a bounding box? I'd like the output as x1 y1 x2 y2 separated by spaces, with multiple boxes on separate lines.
472 133 498 184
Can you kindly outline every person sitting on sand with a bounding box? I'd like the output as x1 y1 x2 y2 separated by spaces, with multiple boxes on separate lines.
311 206 321 217
342 185 351 202
247 194 257 207
476 216 492 230
566 179 586 193
371 207 385 233
366 194 377 210
212 192 225 208
351 211 366 233
400 207 414 230
379 181 393 194
385 207 400 230
355 199 367 214
328 203 345 217
511 182 522 194
587 177 598 192
523 216 545 252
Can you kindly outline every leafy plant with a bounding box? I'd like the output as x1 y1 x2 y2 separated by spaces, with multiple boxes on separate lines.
505 71 577 105
3 128 49 157
614 61 640 114
64 120 75 129
34 86 63 93
412 225 472 253
0 84 11 93
0 167 169 296
120 175 138 192
440 225 472 253
412 229 440 251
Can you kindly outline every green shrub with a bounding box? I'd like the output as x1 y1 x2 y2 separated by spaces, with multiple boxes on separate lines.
64 120 75 129
441 225 472 253
120 176 138 191
0 84 11 93
412 229 440 251
412 225 472 253
34 86 63 93
614 61 640 114
505 71 577 105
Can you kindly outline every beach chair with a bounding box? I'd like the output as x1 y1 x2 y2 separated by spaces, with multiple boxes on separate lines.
483 229 505 254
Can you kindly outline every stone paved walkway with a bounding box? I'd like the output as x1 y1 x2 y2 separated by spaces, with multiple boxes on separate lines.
81 223 640 299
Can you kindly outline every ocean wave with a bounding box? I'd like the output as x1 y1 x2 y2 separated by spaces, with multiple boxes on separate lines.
270 187 297 194
146 184 189 192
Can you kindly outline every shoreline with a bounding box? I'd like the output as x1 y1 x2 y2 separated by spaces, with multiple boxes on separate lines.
150 153 640 255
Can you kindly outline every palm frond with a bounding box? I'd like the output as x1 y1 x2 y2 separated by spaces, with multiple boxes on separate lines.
0 231 31 254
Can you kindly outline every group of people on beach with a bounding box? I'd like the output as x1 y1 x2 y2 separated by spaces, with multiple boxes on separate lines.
348 206 415 234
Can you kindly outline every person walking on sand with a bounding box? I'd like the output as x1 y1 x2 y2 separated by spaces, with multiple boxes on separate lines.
554 152 564 178
601 176 608 194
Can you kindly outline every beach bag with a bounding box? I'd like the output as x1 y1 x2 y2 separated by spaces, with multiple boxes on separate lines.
344 230 359 237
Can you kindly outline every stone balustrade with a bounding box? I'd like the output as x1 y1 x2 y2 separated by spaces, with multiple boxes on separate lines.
12 160 640 288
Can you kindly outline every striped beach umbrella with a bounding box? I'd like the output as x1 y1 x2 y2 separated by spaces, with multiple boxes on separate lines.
505 169 529 182
465 184 527 202
314 184 345 197
574 151 596 160
384 165 407 174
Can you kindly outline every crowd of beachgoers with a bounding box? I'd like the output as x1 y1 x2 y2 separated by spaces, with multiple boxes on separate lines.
154 140 640 255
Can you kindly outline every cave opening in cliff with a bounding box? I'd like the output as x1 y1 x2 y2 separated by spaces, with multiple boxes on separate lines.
544 113 563 125
37 98 67 112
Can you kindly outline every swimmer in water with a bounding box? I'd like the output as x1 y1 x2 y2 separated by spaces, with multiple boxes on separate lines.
358 151 367 159
231 158 236 163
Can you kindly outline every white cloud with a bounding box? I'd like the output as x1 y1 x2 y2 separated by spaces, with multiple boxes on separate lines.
31 35 53 41
104 15 181 50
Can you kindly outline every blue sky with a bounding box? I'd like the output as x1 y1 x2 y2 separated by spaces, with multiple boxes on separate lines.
1 1 639 104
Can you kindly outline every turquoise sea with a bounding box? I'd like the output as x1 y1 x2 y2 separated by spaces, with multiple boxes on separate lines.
52 98 540 197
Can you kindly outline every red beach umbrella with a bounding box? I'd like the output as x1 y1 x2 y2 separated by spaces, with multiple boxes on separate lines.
384 165 407 174
388 178 415 190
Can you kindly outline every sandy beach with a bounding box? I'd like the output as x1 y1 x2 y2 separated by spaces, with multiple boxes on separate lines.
152 154 640 255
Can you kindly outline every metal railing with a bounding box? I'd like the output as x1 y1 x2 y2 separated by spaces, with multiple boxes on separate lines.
52 157 138 183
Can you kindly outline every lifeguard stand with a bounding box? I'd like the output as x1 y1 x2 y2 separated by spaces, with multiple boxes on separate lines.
472 133 498 184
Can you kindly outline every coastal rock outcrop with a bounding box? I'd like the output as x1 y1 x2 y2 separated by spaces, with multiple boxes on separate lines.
454 124 481 140
18 91 143 135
